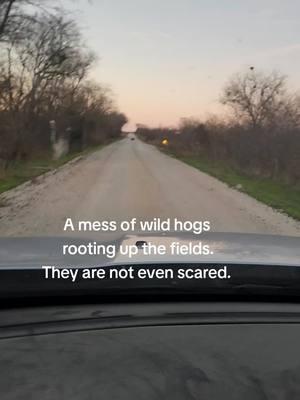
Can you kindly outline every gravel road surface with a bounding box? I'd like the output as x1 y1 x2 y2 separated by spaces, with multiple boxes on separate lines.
0 137 299 237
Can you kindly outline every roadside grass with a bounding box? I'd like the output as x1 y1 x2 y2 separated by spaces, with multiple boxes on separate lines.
0 143 108 196
165 150 300 221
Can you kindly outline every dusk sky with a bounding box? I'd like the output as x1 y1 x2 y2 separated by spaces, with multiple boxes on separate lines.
66 0 300 128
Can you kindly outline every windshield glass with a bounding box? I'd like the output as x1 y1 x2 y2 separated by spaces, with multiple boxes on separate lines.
0 0 299 274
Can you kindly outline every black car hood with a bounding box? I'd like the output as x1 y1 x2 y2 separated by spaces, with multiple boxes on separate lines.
0 232 299 268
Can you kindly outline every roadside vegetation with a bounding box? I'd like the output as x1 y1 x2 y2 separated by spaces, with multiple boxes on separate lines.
0 140 117 195
0 0 127 189
137 68 300 220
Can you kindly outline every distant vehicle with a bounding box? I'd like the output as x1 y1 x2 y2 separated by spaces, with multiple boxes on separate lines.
131 137 135 141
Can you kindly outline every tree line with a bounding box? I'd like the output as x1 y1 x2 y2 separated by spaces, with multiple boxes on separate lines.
137 68 300 185
0 0 127 170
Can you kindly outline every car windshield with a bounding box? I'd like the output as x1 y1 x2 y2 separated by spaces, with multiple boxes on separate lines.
0 0 299 290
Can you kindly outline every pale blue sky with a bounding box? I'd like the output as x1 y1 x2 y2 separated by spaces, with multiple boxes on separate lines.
66 0 300 127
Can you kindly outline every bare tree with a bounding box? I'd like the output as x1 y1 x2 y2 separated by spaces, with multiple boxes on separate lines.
221 69 287 128
0 0 53 42
0 1 127 168
0 10 97 160
0 0 16 39
18 13 95 112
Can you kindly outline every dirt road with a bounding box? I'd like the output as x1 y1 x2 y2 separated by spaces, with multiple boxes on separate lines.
0 137 299 237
